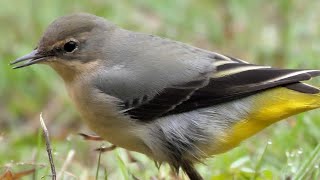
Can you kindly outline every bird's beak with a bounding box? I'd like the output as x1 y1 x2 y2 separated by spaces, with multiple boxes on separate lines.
10 49 49 69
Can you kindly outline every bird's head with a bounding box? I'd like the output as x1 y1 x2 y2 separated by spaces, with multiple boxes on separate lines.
11 13 116 81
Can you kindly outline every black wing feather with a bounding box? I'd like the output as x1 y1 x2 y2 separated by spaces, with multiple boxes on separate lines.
164 69 319 116
124 78 209 120
122 59 320 121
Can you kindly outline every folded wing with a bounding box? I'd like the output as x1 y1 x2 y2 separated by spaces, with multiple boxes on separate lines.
123 55 320 121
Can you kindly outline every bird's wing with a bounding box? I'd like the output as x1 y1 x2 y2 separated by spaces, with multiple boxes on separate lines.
121 55 320 121
121 77 210 121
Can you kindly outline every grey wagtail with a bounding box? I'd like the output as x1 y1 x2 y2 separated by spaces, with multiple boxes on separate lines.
10 13 320 180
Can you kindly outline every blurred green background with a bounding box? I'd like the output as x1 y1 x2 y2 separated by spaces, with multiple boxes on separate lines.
1 0 320 179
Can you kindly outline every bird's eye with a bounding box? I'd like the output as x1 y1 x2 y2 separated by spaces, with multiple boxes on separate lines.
63 41 78 53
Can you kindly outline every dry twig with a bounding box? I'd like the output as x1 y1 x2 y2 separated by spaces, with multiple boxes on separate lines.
40 113 56 180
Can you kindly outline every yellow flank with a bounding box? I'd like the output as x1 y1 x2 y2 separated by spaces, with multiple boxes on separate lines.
220 87 320 153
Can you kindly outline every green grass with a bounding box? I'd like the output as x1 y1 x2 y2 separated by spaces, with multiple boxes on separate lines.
0 0 320 179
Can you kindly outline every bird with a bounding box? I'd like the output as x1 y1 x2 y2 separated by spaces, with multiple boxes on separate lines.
11 13 320 180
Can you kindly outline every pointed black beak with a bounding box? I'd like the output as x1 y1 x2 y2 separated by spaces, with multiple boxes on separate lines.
10 49 49 69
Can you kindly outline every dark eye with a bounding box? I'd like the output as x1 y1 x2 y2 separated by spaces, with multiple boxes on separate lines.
63 41 78 52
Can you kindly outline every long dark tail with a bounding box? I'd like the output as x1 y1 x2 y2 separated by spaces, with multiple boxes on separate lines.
181 162 203 180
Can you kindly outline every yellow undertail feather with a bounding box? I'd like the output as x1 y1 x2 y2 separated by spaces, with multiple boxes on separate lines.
222 87 320 152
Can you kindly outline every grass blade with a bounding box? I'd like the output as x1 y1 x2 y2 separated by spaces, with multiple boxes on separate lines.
294 143 320 180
